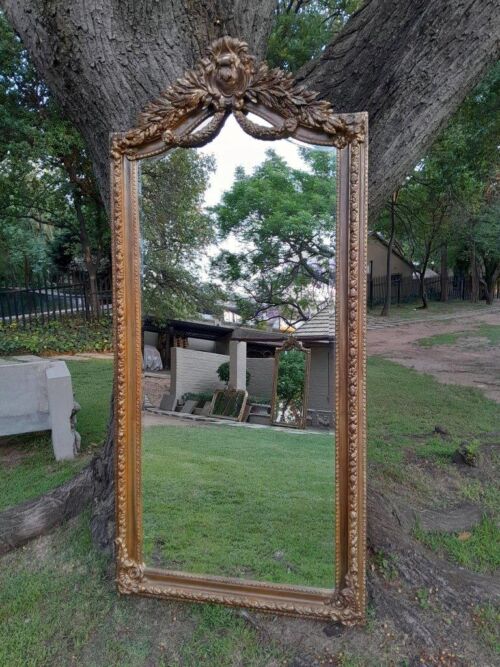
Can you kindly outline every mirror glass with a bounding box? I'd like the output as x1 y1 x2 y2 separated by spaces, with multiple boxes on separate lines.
272 344 309 428
139 114 337 588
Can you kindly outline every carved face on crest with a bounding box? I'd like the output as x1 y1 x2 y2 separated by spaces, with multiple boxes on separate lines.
203 36 255 102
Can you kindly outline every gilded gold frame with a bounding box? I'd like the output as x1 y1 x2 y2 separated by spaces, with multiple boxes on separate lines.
111 37 367 624
270 338 311 430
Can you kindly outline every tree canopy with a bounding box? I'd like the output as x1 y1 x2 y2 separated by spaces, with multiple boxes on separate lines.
0 14 108 293
140 149 224 320
212 147 336 325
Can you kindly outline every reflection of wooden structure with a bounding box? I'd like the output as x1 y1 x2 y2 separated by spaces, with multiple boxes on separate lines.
209 389 248 421
270 337 311 430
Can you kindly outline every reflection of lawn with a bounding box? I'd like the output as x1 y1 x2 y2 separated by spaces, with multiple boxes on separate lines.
142 425 335 588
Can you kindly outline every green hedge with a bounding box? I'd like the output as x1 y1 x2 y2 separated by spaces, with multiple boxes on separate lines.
0 316 113 356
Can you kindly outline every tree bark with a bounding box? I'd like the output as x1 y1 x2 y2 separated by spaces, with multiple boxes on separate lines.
0 462 94 554
471 242 479 303
484 265 500 305
0 1 276 206
380 192 397 316
440 243 448 302
2 1 499 218
418 271 428 309
296 0 500 219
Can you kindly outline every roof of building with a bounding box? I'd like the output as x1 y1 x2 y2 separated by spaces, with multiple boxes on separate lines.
368 231 414 271
295 305 335 340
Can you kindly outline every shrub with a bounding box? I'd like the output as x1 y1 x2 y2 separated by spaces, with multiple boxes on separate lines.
216 361 251 387
182 391 214 405
0 316 113 356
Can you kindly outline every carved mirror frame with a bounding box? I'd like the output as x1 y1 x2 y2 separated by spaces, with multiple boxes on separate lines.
111 37 367 624
271 338 311 430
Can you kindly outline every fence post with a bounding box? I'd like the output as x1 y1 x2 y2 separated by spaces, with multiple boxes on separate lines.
369 274 373 309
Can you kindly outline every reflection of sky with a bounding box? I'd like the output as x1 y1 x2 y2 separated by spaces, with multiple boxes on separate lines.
197 114 335 277
198 114 311 208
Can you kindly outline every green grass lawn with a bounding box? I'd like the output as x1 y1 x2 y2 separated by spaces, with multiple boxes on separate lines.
1 355 499 666
414 517 500 574
366 357 499 466
142 425 335 588
0 513 292 667
0 359 112 510
417 323 500 348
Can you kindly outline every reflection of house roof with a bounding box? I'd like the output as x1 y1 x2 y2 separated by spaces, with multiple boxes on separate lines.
143 316 234 340
369 231 413 271
231 326 283 343
143 316 284 345
295 305 335 340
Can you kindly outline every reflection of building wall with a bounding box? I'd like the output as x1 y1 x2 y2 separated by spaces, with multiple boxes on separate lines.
165 348 275 405
247 358 274 399
144 331 159 348
186 337 216 353
168 348 227 405
159 344 334 428
308 345 335 414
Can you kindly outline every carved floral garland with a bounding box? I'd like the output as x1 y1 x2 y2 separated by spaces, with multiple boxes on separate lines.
114 36 366 154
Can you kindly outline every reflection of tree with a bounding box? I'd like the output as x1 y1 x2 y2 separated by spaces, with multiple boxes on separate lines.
212 148 336 326
140 150 224 319
275 348 306 423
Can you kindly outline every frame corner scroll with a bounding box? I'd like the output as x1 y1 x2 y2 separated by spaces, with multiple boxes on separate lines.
111 35 367 624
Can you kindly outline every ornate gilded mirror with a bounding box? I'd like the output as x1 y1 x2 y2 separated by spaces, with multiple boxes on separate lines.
112 37 367 623
271 339 311 429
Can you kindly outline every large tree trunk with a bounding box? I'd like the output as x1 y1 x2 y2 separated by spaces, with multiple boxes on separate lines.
1 1 499 555
2 1 499 218
295 0 500 218
0 1 276 206
484 264 500 305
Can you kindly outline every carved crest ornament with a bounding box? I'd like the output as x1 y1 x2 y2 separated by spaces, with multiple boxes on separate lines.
111 36 367 624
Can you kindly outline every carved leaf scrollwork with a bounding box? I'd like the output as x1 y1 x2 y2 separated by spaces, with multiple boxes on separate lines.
117 36 366 153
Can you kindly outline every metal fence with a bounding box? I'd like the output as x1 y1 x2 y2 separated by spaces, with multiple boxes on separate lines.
367 274 477 308
0 271 112 326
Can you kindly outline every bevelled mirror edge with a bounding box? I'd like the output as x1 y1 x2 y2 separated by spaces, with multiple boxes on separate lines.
110 35 367 624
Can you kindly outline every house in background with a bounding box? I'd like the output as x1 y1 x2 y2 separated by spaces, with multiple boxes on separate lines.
367 231 413 281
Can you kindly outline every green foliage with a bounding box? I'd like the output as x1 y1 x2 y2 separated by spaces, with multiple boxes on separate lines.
140 150 224 319
212 148 336 324
267 0 362 72
414 517 500 574
276 348 306 404
0 316 112 356
216 361 251 387
182 391 214 405
0 15 108 284
374 62 500 305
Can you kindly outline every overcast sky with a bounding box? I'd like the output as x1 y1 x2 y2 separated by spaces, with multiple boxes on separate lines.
198 113 311 208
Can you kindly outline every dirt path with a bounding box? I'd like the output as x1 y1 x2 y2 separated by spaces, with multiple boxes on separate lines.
368 304 500 402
